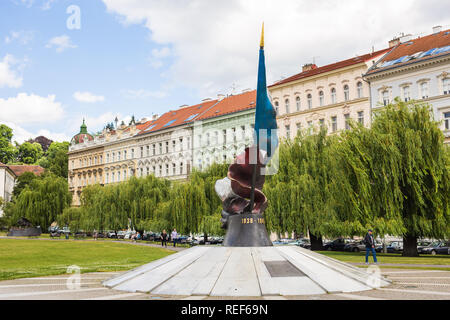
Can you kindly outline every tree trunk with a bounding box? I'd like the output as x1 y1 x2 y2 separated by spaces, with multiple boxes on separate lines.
309 231 323 251
402 234 419 257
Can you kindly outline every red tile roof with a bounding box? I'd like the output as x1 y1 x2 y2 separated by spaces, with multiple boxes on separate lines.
138 100 219 135
8 165 45 177
196 90 256 121
367 29 450 74
269 48 390 88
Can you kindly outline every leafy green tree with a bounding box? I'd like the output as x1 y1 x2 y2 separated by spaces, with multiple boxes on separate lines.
17 142 43 164
12 171 37 198
12 174 72 230
0 124 18 164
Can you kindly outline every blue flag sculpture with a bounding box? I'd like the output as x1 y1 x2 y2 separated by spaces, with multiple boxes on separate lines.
214 23 277 246
254 23 278 160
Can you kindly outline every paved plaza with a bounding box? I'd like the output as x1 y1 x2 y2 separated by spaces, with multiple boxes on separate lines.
0 268 449 300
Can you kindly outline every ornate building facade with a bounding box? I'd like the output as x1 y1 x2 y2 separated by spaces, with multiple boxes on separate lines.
268 48 390 140
364 26 450 144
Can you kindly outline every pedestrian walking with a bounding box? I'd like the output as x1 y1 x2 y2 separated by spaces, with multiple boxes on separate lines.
364 229 378 264
161 230 168 247
171 228 178 247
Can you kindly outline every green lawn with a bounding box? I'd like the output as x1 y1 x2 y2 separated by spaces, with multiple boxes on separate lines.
318 250 450 270
0 238 174 281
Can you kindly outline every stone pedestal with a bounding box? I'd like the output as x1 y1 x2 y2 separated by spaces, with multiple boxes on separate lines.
223 213 272 247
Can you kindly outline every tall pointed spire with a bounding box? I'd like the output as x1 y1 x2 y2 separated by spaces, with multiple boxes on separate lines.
260 22 264 48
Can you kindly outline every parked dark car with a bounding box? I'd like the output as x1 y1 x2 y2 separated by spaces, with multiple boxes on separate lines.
294 238 311 249
421 241 450 255
323 238 354 251
344 240 366 252
387 241 403 253
417 240 432 254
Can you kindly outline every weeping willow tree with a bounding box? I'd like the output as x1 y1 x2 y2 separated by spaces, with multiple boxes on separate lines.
371 99 449 256
264 128 337 249
12 173 72 230
167 163 227 242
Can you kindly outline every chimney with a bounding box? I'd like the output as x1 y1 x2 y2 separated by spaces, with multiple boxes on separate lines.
152 114 159 120
217 94 225 101
302 63 317 72
399 34 413 43
433 25 442 34
389 37 400 48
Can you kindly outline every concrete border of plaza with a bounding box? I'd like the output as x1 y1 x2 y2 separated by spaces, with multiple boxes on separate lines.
103 246 391 297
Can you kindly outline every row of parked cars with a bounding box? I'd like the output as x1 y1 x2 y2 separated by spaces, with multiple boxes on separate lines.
272 237 450 255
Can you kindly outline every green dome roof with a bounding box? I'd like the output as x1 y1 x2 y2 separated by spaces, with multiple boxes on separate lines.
71 119 94 144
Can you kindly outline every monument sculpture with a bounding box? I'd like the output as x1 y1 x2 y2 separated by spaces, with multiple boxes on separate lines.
215 23 278 247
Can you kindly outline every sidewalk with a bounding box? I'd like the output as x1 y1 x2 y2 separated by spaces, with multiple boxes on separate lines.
352 262 450 268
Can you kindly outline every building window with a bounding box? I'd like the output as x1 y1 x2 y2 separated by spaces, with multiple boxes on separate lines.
331 116 337 132
206 133 210 146
146 145 150 157
307 94 312 109
140 147 143 158
131 149 135 158
319 91 324 106
344 114 350 130
344 85 349 101
222 130 227 144
118 152 121 161
152 144 156 155
106 173 109 183
382 90 389 106
152 166 155 174
444 112 450 130
319 119 324 127
159 165 162 176
296 122 301 133
172 163 176 175
124 170 127 181
165 164 169 175
296 96 301 111
307 121 313 134
357 82 363 98
172 140 176 151
165 142 169 153
274 101 279 115
285 125 290 140
402 86 411 102
285 99 290 114
100 155 102 164
331 88 336 104
358 111 364 125
232 128 236 142
112 153 115 162
124 150 127 159
180 138 183 151
117 171 121 182
240 126 245 140
159 143 162 154
420 82 429 99
443 78 450 95
106 154 109 163
180 162 183 175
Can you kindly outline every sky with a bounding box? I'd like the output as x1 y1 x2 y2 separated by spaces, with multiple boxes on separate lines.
0 0 448 143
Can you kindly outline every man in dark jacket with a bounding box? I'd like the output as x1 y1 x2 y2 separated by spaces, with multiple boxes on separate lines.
364 229 378 264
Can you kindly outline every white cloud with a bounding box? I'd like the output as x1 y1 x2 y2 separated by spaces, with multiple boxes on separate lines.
122 89 168 99
45 35 77 53
0 93 64 125
4 121 70 144
0 54 23 88
4 30 34 45
73 91 105 103
102 0 449 97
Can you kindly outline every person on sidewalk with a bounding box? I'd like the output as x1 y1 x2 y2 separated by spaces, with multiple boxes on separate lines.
364 229 378 264
171 228 178 247
161 230 168 247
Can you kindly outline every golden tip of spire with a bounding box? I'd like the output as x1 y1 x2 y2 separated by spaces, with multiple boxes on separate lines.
260 22 264 48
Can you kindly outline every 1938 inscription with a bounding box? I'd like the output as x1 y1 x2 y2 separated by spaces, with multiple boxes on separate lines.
241 217 265 224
